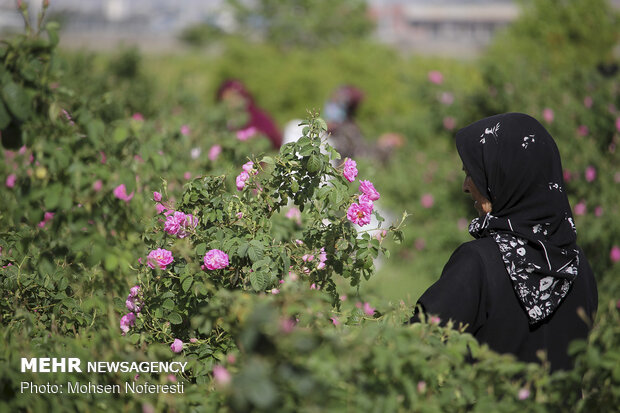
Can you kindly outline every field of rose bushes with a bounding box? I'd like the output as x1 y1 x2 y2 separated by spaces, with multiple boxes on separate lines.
1 0 620 412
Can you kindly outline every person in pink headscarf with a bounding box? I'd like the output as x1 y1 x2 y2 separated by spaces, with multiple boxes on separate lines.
216 79 283 150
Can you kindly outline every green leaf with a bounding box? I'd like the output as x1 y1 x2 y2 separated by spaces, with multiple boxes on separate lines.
237 242 250 258
316 117 328 131
250 271 268 291
195 243 207 256
104 254 118 271
169 312 183 325
306 154 321 174
261 156 275 165
1 82 32 121
44 183 62 209
113 126 129 143
162 299 175 311
181 276 193 293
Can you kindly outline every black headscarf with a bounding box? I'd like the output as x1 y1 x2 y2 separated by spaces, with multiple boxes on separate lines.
456 113 579 324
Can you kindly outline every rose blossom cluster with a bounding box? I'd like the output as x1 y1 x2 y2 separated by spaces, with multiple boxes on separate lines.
236 161 257 191
120 312 136 335
125 285 143 313
346 178 381 227
300 247 328 273
164 211 199 238
37 211 54 229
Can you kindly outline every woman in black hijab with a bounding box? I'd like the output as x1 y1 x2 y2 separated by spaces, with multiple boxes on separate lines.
412 112 598 372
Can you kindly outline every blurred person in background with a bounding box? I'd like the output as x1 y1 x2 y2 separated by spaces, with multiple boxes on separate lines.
323 85 402 163
216 79 282 150
411 112 598 372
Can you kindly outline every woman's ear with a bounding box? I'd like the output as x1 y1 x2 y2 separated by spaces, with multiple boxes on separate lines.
481 199 492 214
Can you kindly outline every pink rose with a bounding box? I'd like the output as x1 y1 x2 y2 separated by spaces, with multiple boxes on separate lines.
113 184 134 202
421 193 435 209
542 108 554 124
585 166 596 182
563 169 572 182
203 249 229 270
616 117 620 133
285 207 301 224
280 318 296 333
343 158 358 182
147 248 174 270
164 212 182 235
177 213 198 238
170 339 183 353
583 96 593 109
594 206 603 217
443 116 456 131
574 201 586 216
358 194 374 210
6 174 16 188
180 125 190 136
428 70 443 85
93 180 103 192
184 171 192 180
359 180 380 201
213 365 231 385
577 125 589 137
208 144 222 161
153 191 162 202
120 312 136 335
439 92 454 105
518 388 530 400
155 203 166 214
130 285 141 297
236 126 257 141
363 302 375 316
610 245 620 263
317 248 327 270
132 113 144 121
347 202 372 226
242 161 256 174
100 151 107 164
126 295 141 313
331 317 340 326
236 171 249 191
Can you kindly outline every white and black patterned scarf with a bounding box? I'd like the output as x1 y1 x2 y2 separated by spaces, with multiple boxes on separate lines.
457 113 580 324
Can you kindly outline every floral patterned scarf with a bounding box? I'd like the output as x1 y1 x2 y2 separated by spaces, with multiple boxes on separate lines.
456 113 580 324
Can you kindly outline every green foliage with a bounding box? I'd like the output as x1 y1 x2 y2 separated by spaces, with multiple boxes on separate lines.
0 0 619 411
131 114 401 380
225 0 374 49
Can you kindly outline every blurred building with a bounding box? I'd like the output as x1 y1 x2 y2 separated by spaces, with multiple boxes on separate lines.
368 0 519 56
1 0 619 56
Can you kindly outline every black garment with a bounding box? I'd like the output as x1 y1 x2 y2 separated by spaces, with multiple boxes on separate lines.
415 237 597 372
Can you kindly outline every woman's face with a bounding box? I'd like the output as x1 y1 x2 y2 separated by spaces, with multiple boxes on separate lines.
462 168 492 217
